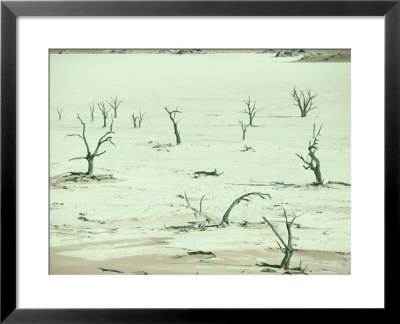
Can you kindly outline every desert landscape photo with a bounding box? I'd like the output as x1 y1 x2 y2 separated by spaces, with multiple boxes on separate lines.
49 49 351 275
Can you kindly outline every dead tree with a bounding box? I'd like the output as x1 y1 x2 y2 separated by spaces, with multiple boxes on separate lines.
57 108 63 121
164 107 182 145
241 97 262 126
296 123 323 185
262 208 297 270
66 115 115 176
89 102 95 123
97 102 110 128
131 114 138 128
183 192 271 227
291 87 317 117
220 192 271 226
131 111 145 128
239 121 249 140
184 193 217 223
107 95 122 118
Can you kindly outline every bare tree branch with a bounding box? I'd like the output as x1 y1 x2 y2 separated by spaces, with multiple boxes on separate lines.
262 207 298 269
107 95 122 118
296 123 324 185
239 121 249 140
98 102 110 128
89 102 95 123
69 156 87 161
66 114 115 175
132 110 145 128
183 192 216 223
57 108 63 121
291 87 318 117
164 106 182 145
241 96 262 126
220 192 272 226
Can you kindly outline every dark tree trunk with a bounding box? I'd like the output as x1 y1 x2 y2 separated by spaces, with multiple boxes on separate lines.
114 109 117 118
280 250 293 269
242 130 246 140
102 116 107 128
309 151 323 185
173 123 181 145
314 167 323 185
87 158 94 176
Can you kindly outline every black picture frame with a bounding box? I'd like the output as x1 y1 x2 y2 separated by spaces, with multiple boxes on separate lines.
1 0 398 322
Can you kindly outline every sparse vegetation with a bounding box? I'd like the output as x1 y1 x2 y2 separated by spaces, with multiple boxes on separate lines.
57 108 63 121
241 96 262 126
184 193 217 224
262 208 298 270
296 123 324 185
291 87 317 117
164 107 182 145
169 192 273 230
97 102 110 128
66 115 115 176
220 192 271 226
239 121 249 140
107 95 122 118
131 110 145 128
50 50 350 275
89 102 95 123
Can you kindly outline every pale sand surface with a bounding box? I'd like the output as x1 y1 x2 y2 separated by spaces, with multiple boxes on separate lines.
50 52 350 274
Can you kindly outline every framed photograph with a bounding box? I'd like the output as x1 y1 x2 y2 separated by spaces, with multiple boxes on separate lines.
1 0 397 321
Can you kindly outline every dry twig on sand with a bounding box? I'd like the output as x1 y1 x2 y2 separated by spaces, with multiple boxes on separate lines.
193 169 224 177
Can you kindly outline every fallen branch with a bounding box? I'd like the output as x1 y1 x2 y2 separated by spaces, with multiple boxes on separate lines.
241 145 255 152
257 260 307 274
220 192 272 226
193 169 224 177
97 267 124 273
238 220 266 227
326 181 351 186
187 251 216 258
164 223 204 231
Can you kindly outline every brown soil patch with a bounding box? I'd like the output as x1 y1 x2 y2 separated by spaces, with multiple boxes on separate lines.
50 246 350 275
